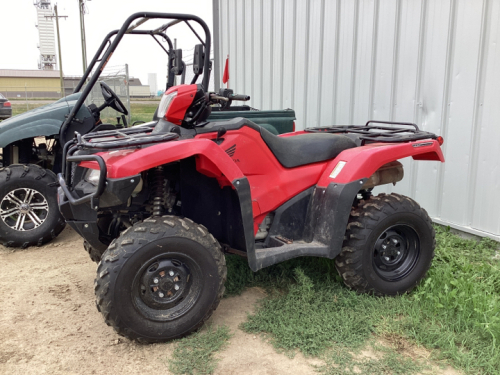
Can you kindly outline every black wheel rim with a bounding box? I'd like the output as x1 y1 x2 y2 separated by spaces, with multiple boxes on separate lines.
372 224 420 281
131 252 203 322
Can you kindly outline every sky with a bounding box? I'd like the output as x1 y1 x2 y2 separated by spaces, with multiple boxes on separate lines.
0 0 214 89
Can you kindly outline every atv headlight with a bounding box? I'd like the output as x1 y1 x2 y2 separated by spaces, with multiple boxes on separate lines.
157 91 178 118
84 169 101 186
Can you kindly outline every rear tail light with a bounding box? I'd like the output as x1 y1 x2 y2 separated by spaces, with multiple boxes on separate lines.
3 101 11 107
437 136 444 145
292 121 296 132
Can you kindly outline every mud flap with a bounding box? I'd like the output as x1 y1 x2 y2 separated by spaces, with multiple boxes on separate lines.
233 176 367 272
307 179 368 259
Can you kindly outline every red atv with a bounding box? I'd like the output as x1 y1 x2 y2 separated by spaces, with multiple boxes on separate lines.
57 13 445 343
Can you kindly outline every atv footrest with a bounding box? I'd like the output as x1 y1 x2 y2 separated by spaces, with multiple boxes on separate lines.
254 240 329 270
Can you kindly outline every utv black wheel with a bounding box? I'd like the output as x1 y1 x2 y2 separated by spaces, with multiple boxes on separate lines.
84 240 104 263
335 193 435 296
0 164 66 248
94 216 226 343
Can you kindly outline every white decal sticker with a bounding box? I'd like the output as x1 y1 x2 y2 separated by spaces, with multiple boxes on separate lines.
329 161 347 179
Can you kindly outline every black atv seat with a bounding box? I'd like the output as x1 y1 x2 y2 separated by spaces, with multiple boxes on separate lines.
260 127 357 168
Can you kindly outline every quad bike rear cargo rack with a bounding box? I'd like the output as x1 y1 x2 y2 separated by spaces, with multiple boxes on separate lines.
305 121 439 145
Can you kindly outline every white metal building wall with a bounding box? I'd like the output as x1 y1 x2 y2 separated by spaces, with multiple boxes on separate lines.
215 0 500 241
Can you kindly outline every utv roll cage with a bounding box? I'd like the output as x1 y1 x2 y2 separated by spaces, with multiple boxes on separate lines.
59 12 212 143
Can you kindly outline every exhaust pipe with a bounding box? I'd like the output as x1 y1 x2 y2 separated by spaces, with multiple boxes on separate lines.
362 161 404 189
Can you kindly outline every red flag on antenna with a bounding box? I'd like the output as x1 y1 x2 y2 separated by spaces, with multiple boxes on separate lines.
222 55 229 85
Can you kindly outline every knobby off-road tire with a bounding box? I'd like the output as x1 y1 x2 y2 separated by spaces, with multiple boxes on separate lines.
0 164 66 248
336 193 435 296
84 240 103 263
94 216 227 343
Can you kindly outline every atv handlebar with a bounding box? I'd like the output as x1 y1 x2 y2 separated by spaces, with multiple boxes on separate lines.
210 93 250 102
209 94 229 102
229 94 250 101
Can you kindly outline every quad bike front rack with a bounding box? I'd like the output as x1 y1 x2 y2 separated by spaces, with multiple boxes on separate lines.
75 126 179 150
305 120 439 145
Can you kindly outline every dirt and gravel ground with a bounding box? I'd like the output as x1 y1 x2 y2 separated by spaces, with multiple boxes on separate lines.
0 227 460 375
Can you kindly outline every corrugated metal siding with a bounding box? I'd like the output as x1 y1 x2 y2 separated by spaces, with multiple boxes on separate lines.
216 0 500 241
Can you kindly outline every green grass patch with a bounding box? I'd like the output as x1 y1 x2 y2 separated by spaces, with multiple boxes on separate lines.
8 102 157 124
387 226 500 374
241 268 396 356
227 226 500 374
317 345 427 375
10 102 46 116
129 102 158 124
169 325 232 375
225 252 340 297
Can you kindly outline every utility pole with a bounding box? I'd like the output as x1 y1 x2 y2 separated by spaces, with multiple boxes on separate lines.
125 64 131 125
45 4 68 98
212 0 221 91
79 0 88 74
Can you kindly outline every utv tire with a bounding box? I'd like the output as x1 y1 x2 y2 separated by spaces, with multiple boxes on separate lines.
0 164 66 248
336 193 435 296
84 240 104 263
94 216 226 343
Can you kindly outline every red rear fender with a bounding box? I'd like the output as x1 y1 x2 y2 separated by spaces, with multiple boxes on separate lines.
317 139 445 187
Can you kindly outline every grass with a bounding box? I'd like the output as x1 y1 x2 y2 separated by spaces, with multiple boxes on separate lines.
7 101 157 123
389 227 500 373
317 345 428 375
10 102 46 117
241 268 388 356
169 325 232 375
224 226 500 374
129 102 157 124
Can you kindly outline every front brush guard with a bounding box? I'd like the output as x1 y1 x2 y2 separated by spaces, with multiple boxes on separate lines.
57 154 107 208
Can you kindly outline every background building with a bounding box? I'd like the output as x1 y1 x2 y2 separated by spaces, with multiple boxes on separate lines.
213 0 500 241
148 73 158 96
0 69 61 98
0 69 151 99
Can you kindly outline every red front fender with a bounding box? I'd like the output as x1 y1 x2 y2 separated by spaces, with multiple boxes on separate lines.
81 138 244 184
317 139 445 188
